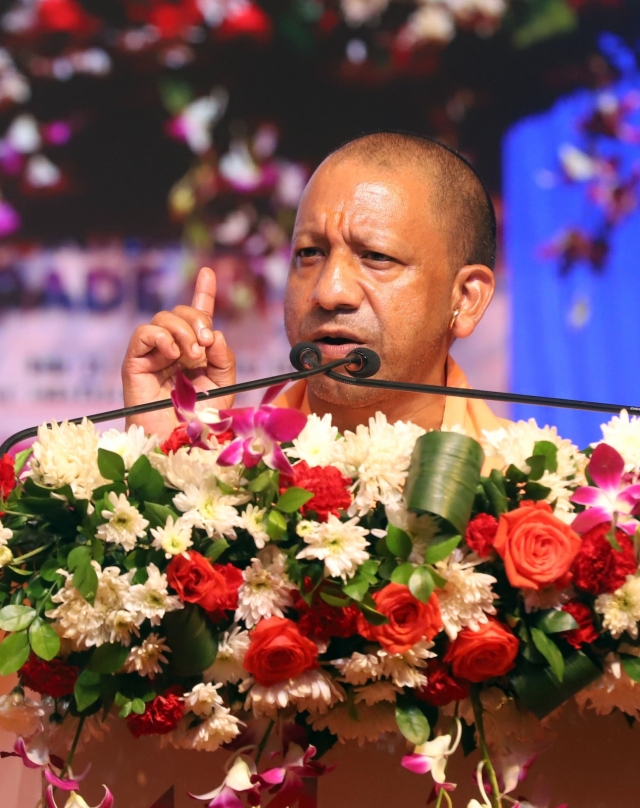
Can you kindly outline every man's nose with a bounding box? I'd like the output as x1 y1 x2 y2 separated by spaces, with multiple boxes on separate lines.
311 252 364 311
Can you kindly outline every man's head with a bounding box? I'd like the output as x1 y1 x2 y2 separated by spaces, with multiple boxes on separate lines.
284 132 496 409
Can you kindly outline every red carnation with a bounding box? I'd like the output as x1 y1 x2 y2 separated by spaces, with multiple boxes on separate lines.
160 425 191 454
465 513 499 558
20 655 79 699
294 593 360 642
416 659 469 707
572 522 637 595
281 461 352 522
126 685 185 738
560 601 600 649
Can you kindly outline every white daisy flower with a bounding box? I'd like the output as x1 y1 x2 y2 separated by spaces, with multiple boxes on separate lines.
377 640 435 688
238 504 270 549
235 547 295 628
295 514 370 581
203 626 250 685
598 410 640 471
174 477 240 539
575 653 640 718
242 669 344 717
183 682 225 717
330 652 384 685
435 554 497 639
0 519 12 546
97 492 149 552
309 700 398 746
150 515 193 558
595 576 640 639
98 424 158 470
124 633 170 678
285 413 342 467
0 545 13 567
127 563 183 625
169 709 242 752
354 681 401 706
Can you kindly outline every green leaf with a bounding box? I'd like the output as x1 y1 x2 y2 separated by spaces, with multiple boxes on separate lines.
119 702 133 718
205 538 230 562
375 537 395 559
0 631 30 675
131 698 146 715
143 503 177 530
405 431 484 535
128 455 164 501
74 670 102 712
385 525 412 560
0 605 36 632
390 562 414 586
532 440 558 473
358 601 389 626
28 618 60 661
319 592 352 608
358 559 380 584
424 535 461 565
248 470 274 493
276 487 314 513
13 448 33 476
162 604 218 677
525 454 546 482
396 700 430 745
342 577 369 602
40 558 63 582
91 536 105 565
484 470 509 515
427 566 448 588
513 0 577 49
266 509 287 541
622 656 640 684
523 482 552 502
531 627 565 681
97 448 126 483
409 566 435 603
67 545 92 571
88 642 130 674
73 560 98 606
378 558 396 580
536 610 578 634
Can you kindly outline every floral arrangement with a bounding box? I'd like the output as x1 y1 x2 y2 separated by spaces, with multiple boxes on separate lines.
2 372 640 808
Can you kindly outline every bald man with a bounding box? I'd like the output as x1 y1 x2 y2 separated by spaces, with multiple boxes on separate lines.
122 133 506 441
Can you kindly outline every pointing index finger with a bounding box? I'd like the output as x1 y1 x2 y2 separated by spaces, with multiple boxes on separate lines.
191 266 217 321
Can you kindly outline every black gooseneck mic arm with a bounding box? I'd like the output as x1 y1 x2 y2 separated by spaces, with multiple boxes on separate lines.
0 345 377 457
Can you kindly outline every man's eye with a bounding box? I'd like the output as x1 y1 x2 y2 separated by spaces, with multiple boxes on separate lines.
363 251 394 263
296 247 322 259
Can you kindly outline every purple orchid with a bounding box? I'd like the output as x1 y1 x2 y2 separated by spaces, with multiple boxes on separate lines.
401 720 462 785
216 384 307 475
171 369 233 447
571 443 640 535
256 743 333 808
45 783 113 808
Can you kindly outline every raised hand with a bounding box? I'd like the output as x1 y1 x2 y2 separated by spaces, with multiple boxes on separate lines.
121 266 236 437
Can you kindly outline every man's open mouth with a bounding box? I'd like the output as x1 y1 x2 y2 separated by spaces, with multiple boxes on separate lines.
314 336 361 346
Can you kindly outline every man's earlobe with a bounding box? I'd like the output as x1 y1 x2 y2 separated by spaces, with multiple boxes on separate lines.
450 264 495 340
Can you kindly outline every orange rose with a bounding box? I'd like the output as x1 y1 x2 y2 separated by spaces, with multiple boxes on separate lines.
358 583 442 654
493 501 581 590
444 618 519 682
243 616 318 686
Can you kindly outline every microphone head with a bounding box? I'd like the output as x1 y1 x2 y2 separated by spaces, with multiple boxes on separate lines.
290 342 322 371
344 347 381 378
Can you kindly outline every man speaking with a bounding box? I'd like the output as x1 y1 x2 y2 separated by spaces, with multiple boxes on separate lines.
122 132 505 439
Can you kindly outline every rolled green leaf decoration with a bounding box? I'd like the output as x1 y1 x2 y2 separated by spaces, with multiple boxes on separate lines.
512 651 602 719
404 431 485 535
162 604 218 677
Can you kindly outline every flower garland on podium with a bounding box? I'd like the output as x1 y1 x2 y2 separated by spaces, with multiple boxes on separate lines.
1 372 640 808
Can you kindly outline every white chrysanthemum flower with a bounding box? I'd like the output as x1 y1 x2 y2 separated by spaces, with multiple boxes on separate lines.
599 410 640 471
29 418 106 499
377 640 435 689
174 477 240 539
98 424 158 469
150 515 193 558
151 446 245 491
168 709 242 752
309 700 398 746
522 587 569 614
331 651 383 685
435 554 497 639
47 564 137 649
334 412 425 516
0 691 44 737
482 419 585 520
575 653 640 717
595 576 640 639
354 681 400 706
203 625 250 684
127 563 183 625
97 492 149 552
0 519 12 545
403 4 455 45
235 547 295 628
124 633 170 678
296 514 370 581
242 669 344 717
340 0 389 27
184 682 225 717
238 504 269 549
286 413 342 467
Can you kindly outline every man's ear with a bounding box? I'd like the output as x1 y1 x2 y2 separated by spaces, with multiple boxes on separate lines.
450 264 495 339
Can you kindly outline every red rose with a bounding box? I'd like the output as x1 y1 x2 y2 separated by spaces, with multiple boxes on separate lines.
281 461 352 522
444 618 519 683
167 552 241 614
493 501 581 590
560 601 600 649
243 616 318 686
126 685 184 738
416 659 470 707
294 592 360 642
465 513 499 558
160 425 191 454
572 522 637 595
20 655 79 699
358 584 442 655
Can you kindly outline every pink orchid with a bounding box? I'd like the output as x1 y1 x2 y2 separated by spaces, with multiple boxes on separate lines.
571 443 640 535
188 755 261 808
401 719 462 785
171 369 233 447
45 784 113 808
257 743 333 808
217 384 307 475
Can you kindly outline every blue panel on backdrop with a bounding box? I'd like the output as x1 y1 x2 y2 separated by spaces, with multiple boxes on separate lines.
504 43 640 448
